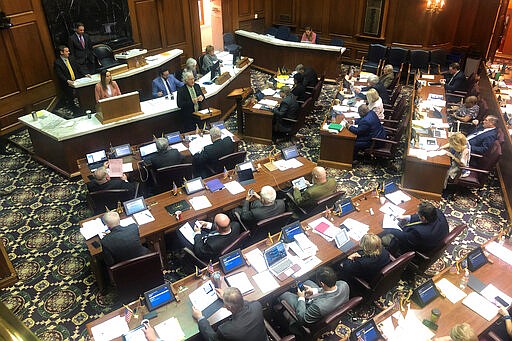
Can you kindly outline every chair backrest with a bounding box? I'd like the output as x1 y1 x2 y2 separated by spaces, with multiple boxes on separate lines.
88 188 134 215
218 151 247 171
367 44 388 63
330 38 344 47
389 84 402 107
387 47 409 67
109 252 164 302
390 96 407 122
287 33 299 42
198 54 207 74
276 26 291 40
266 27 278 36
312 76 324 103
496 128 505 145
251 212 294 243
93 44 116 67
430 49 448 66
220 230 251 256
308 296 363 338
301 191 344 218
410 49 430 69
223 32 235 46
476 98 488 122
368 251 415 298
476 141 502 185
153 163 193 193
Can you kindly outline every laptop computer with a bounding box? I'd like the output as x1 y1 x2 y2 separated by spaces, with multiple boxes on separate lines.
281 220 303 243
263 241 299 281
144 283 176 311
466 247 488 272
210 120 225 130
123 197 147 216
139 142 158 159
334 228 355 253
165 131 182 145
383 182 399 195
184 177 205 194
219 249 245 274
281 145 299 160
350 319 384 341
411 279 440 308
86 149 108 171
236 160 255 172
237 168 255 186
111 144 132 158
291 177 307 191
255 90 265 101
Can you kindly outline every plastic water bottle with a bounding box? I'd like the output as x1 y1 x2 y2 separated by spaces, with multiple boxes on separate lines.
459 269 469 289
499 235 506 246
331 110 336 123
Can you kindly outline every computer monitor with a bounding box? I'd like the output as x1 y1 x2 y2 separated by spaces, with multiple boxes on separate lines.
165 131 182 145
210 60 221 80
144 283 175 311
411 279 440 308
210 120 225 130
123 197 147 216
236 160 255 172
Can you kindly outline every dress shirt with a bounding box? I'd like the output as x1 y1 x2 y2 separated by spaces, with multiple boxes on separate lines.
187 85 199 112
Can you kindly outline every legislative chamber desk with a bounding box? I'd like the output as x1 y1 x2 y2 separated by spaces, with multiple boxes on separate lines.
19 57 252 178
86 189 420 340
240 96 280 145
401 75 451 200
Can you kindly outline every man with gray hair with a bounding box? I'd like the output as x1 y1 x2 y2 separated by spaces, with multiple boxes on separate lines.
86 166 136 195
177 70 204 131
379 64 395 89
355 73 390 104
145 137 183 170
295 63 318 87
193 126 234 177
100 211 149 266
273 85 300 135
233 185 286 228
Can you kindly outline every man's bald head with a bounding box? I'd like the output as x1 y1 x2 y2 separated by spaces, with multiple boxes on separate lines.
312 166 327 184
103 211 121 228
214 213 231 233
93 167 109 183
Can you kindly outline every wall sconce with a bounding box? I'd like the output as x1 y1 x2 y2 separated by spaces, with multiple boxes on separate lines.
426 0 445 14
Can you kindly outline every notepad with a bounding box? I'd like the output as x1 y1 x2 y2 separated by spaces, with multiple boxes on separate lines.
225 272 255 295
462 292 499 321
206 178 225 192
179 222 196 245
154 317 186 341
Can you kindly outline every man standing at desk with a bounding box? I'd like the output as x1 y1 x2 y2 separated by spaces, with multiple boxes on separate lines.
54 45 86 108
68 22 95 74
177 71 204 131
152 67 184 98
292 166 337 208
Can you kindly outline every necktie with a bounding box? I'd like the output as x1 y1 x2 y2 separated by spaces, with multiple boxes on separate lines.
188 85 198 112
164 79 172 95
65 59 75 81
79 35 85 48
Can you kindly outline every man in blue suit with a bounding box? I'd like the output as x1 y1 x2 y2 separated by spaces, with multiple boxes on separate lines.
347 104 386 159
443 62 467 93
152 67 184 98
467 115 498 155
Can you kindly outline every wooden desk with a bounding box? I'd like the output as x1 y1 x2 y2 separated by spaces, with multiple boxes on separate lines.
240 96 282 145
86 189 420 340
401 75 451 200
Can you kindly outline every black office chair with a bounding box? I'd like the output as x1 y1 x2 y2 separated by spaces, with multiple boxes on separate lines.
407 50 430 84
223 32 241 54
386 47 409 75
150 163 194 194
287 190 345 220
287 33 300 42
330 38 344 46
198 54 207 75
92 44 123 72
361 44 388 74
234 211 293 243
276 26 291 40
87 182 139 215
429 49 449 74
207 151 247 175
266 27 278 36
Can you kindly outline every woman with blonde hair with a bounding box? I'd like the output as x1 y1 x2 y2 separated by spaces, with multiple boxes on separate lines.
440 132 471 188
366 88 384 120
339 233 391 289
434 323 477 341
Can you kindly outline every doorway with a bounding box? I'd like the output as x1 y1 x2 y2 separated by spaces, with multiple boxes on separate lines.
198 0 224 52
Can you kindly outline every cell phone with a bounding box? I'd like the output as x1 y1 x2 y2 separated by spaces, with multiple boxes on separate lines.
495 296 509 307
248 189 254 195
297 282 305 291
422 319 438 331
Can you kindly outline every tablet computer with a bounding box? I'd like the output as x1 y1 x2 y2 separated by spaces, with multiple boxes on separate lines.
219 249 245 274
144 283 175 311
350 319 383 341
123 197 147 216
236 160 255 172
112 144 132 158
139 142 158 158
383 182 399 195
281 220 303 243
165 131 182 144
281 145 299 160
338 200 356 217
411 279 440 308
122 325 146 341
184 177 205 194
291 177 307 191
466 247 488 272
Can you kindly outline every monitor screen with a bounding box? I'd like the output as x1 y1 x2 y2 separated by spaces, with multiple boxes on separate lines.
112 144 131 158
237 160 255 172
86 150 107 164
282 221 302 242
384 182 399 194
122 325 146 341
144 283 175 311
123 197 147 216
467 248 488 272
185 177 204 194
219 249 245 274
211 120 225 130
335 229 350 248
416 279 439 306
264 241 287 267
282 146 299 160
139 143 157 157
237 168 254 183
339 201 355 216
165 131 182 144
352 320 382 341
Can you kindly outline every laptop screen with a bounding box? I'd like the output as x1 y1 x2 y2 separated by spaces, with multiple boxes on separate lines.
282 221 302 242
417 279 439 305
384 182 399 194
123 197 147 216
237 160 255 172
219 249 245 274
86 150 107 165
335 229 350 248
282 146 299 160
264 241 287 268
144 283 175 311
211 120 225 130
467 247 488 272
139 142 157 157
351 320 382 341
237 169 254 183
165 131 182 144
185 177 204 194
112 144 131 158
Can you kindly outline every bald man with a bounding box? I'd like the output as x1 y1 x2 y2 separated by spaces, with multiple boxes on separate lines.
100 211 149 266
86 166 136 195
293 166 337 208
190 213 240 261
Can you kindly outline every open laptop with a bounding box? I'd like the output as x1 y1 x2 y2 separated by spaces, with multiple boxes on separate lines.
281 145 299 160
165 131 182 145
139 142 158 160
236 168 255 186
236 160 255 172
86 149 108 171
281 220 303 243
350 319 384 341
263 241 299 281
184 177 205 194
383 182 399 195
111 143 132 158
123 197 147 216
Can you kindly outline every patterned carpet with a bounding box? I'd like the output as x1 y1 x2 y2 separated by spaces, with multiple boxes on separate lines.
0 69 508 339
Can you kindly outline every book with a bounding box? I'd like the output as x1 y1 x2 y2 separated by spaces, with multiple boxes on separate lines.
165 200 191 215
206 178 225 192
328 123 343 132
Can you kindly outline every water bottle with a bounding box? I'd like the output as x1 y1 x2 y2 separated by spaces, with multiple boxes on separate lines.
459 269 469 289
331 110 336 123
499 235 506 246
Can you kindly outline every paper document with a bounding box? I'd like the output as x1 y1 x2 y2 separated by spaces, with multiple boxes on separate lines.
259 99 278 107
133 209 155 225
284 158 303 168
122 162 134 173
170 143 187 152
485 241 512 266
154 317 186 341
179 222 196 245
342 218 369 241
462 292 499 321
481 284 512 306
108 159 123 177
245 248 267 273
80 218 108 240
309 217 341 241
385 190 411 205
224 181 245 195
418 137 439 151
292 255 322 278
120 217 136 227
261 88 276 96
189 280 218 312
91 315 129 341
272 159 292 171
189 196 212 210
382 214 402 231
225 272 254 295
408 148 428 160
252 270 279 293
388 309 435 341
435 278 467 303
252 103 262 109
380 202 406 216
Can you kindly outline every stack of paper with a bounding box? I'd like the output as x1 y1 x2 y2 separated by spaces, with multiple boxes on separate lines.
108 159 123 177
259 99 278 108
244 249 267 273
170 143 188 152
435 278 467 303
252 270 279 293
80 218 108 240
91 315 129 341
225 272 254 295
189 196 212 210
462 292 499 321
485 241 512 266
122 162 133 173
308 217 341 242
481 284 512 306
342 218 369 241
154 317 186 341
224 181 245 195
179 222 197 245
133 209 155 225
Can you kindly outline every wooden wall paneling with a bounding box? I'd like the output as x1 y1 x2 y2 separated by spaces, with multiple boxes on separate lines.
429 0 463 46
388 0 428 46
132 0 163 51
0 0 33 15
187 0 203 60
297 0 324 34
0 109 24 133
162 0 194 58
328 0 358 38
0 34 21 101
254 0 265 15
487 0 509 60
222 0 236 32
238 0 251 17
470 0 501 55
272 0 295 26
453 0 479 48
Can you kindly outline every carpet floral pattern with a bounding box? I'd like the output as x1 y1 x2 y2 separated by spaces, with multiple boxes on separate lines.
0 69 508 339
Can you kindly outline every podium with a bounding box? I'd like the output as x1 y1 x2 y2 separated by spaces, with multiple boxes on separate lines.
192 107 222 125
96 91 144 124
227 87 253 134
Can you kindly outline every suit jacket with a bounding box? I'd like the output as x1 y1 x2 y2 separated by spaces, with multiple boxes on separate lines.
146 149 183 169
193 223 241 261
152 75 184 98
273 94 299 133
94 81 121 103
54 57 85 85
239 199 286 228
292 83 308 102
383 208 449 254
468 127 497 154
86 178 136 195
445 70 467 92
295 280 350 325
177 83 204 115
193 137 235 173
68 33 94 66
198 300 268 341
349 110 387 144
293 178 337 208
341 249 391 283
101 224 150 266
379 72 395 89
303 67 318 88
362 83 390 104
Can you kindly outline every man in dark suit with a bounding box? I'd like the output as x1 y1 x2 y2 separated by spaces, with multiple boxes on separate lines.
145 137 183 170
233 185 286 228
152 67 184 98
54 45 86 107
443 62 467 93
273 86 300 134
86 166 136 195
347 104 387 158
291 73 308 102
381 201 449 255
356 74 390 104
295 64 318 88
193 126 234 177
177 71 205 131
467 115 498 155
100 211 149 266
191 213 240 262
67 22 95 74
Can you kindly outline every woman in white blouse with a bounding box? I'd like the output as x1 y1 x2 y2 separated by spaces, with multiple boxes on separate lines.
366 88 384 120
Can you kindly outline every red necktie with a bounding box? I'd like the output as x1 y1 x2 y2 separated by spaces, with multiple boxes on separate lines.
80 35 85 48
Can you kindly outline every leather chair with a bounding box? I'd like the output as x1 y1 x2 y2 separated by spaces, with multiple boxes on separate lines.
429 49 449 74
276 26 291 41
223 32 241 54
265 319 296 341
92 44 123 72
287 190 345 220
407 50 430 84
281 97 313 141
352 252 415 304
386 47 409 73
280 296 363 339
287 33 300 42
235 211 293 243
206 151 246 175
330 38 344 46
361 44 388 74
151 163 194 195
108 252 164 302
410 224 466 274
364 117 407 162
266 27 278 36
87 182 139 215
198 54 207 75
